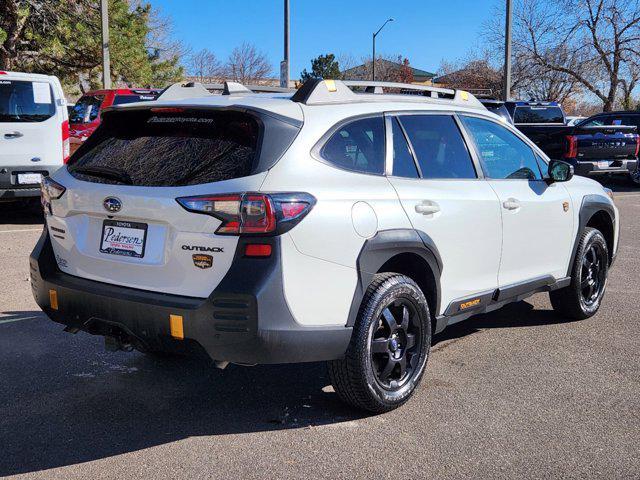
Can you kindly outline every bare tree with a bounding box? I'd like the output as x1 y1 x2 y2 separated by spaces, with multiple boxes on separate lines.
502 0 640 111
225 43 272 84
189 49 223 82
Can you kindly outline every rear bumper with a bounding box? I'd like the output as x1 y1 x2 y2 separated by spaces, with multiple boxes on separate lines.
564 158 638 176
30 229 352 364
0 165 58 200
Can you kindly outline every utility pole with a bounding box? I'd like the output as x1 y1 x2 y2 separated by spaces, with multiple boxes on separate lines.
101 0 111 89
280 0 290 88
502 0 512 101
372 18 394 81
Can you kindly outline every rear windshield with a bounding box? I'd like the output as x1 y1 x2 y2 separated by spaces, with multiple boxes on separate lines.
0 79 55 123
70 95 104 124
68 110 261 187
514 106 564 124
113 94 158 105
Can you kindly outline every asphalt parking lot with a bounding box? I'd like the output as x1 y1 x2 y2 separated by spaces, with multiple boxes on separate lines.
0 180 638 480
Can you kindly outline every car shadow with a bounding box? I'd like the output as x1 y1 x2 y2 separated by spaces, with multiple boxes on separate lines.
0 301 575 476
0 201 44 225
596 175 638 193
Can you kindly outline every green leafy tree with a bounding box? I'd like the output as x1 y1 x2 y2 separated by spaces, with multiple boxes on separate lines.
300 53 341 82
0 0 183 94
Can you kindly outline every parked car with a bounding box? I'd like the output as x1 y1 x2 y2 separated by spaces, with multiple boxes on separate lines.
0 70 69 202
576 111 640 185
505 101 639 184
32 79 619 413
566 115 586 126
479 99 513 124
69 88 160 154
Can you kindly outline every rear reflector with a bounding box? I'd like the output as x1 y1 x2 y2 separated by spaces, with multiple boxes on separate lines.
49 289 58 310
245 244 272 257
169 314 184 340
176 192 316 236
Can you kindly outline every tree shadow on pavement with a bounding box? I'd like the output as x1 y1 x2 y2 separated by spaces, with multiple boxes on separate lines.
0 301 578 476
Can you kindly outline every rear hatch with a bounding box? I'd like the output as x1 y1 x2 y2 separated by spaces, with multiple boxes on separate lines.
568 125 638 159
0 76 62 169
46 105 301 297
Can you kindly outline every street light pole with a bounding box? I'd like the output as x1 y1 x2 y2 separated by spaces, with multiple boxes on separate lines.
503 0 512 100
100 0 111 89
281 0 290 88
372 18 394 81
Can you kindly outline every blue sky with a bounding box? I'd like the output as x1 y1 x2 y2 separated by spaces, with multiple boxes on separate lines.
150 0 496 78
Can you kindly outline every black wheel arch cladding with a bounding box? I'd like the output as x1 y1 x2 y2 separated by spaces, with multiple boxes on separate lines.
346 229 442 327
568 194 616 275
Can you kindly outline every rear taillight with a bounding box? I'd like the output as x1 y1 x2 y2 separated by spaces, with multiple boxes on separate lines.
41 177 66 213
176 192 316 236
635 136 640 157
62 120 70 163
564 135 578 158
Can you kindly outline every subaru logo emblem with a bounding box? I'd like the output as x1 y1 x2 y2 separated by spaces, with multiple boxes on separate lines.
103 197 122 213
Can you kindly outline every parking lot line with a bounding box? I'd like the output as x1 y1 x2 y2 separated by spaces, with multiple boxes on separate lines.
0 228 42 234
0 315 40 325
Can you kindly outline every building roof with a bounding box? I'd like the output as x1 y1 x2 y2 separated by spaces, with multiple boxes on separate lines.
342 59 436 79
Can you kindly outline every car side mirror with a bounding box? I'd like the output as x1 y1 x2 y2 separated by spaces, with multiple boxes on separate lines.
547 160 574 183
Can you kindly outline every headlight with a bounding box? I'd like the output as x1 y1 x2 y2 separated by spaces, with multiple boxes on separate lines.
603 187 614 202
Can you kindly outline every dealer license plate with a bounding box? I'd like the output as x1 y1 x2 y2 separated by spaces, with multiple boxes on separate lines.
100 220 147 258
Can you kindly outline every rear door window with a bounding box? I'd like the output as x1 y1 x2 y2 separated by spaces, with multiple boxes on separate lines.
398 115 477 179
68 110 260 186
0 80 55 122
513 106 564 124
319 116 385 175
460 116 543 180
391 117 419 178
70 95 104 124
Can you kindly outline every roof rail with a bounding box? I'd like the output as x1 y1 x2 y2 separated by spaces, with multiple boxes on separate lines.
203 83 295 94
291 79 483 108
157 81 211 100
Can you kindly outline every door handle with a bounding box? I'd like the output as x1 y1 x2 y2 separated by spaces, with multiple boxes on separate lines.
415 202 441 215
4 131 23 139
502 199 521 210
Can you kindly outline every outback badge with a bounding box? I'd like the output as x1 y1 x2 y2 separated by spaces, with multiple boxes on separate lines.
192 254 213 269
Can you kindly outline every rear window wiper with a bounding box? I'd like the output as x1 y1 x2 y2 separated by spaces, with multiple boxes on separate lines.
71 165 133 185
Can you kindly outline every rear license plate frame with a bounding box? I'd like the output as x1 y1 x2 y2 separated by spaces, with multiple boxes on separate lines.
99 219 148 258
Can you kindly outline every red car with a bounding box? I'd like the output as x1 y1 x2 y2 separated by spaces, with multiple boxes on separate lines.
69 88 160 153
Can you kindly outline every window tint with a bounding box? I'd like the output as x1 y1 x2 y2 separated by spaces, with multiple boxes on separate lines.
320 116 385 175
398 115 476 179
0 80 55 123
391 118 419 178
461 116 542 180
513 106 564 124
69 110 260 186
580 116 604 127
70 95 103 124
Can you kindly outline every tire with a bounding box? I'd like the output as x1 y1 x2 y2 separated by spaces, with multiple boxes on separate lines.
550 227 609 319
328 273 431 413
629 169 640 187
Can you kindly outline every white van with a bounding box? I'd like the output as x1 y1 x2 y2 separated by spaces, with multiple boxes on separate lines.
0 71 69 201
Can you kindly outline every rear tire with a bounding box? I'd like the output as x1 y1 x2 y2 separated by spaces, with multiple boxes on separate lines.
629 169 640 187
328 273 431 413
550 227 609 319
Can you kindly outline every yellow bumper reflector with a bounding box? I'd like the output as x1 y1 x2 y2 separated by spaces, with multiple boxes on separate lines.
49 289 58 310
169 314 184 340
325 80 337 92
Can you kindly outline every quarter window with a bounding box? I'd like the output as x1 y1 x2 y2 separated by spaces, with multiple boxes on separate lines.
398 115 477 179
320 116 385 175
460 116 542 180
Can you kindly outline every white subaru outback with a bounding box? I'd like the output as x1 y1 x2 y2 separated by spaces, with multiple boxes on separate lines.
31 79 619 413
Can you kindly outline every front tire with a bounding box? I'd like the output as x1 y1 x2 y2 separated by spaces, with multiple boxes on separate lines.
550 227 609 319
328 273 431 413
